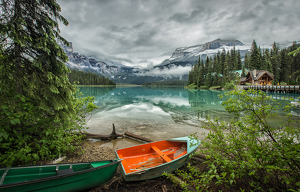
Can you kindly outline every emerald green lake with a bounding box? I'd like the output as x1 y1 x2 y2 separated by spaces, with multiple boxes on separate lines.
79 86 300 148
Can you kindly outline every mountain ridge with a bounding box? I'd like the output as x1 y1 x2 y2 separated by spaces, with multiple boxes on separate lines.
60 39 298 85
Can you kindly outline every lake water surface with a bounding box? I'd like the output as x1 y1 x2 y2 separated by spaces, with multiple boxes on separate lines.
79 86 300 149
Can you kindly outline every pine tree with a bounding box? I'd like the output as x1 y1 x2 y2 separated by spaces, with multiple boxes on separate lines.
279 49 288 83
199 59 205 86
236 50 242 70
205 56 210 75
250 40 260 70
223 53 230 84
271 42 280 85
261 49 267 70
241 64 246 77
205 58 213 87
258 46 262 70
289 42 300 83
244 53 250 70
264 49 272 73
0 0 93 166
220 48 226 76
230 47 236 71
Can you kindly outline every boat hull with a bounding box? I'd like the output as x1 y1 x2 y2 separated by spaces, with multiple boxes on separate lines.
0 160 121 192
121 150 193 182
116 136 200 182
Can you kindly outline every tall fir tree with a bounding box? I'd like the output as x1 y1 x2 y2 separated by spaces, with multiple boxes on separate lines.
244 53 250 70
199 59 205 86
241 64 246 77
205 58 213 87
264 49 272 73
236 50 242 70
250 40 260 70
0 0 91 166
279 49 288 83
271 42 280 84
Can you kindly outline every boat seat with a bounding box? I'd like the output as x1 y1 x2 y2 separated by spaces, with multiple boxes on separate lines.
151 146 172 163
56 169 74 175
56 164 74 175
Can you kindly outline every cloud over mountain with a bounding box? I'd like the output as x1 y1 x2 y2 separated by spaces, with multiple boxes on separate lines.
57 0 300 67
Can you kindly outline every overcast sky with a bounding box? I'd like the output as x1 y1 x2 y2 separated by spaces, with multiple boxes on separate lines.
57 0 300 68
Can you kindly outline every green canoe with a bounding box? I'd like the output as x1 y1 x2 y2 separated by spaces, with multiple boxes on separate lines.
0 159 121 192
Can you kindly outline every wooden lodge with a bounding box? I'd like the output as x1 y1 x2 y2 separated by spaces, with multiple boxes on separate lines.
240 70 274 85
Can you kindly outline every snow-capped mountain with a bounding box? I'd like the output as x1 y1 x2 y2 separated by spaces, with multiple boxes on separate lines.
160 39 253 68
134 39 256 80
60 42 134 77
60 39 296 85
60 42 169 84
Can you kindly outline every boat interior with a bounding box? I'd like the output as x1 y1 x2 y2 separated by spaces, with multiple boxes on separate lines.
116 140 187 174
0 161 111 185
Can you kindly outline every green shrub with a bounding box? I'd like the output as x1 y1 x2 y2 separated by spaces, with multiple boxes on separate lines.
223 81 236 90
185 83 198 89
167 89 300 191
199 86 209 89
280 82 287 85
0 84 97 166
209 86 222 90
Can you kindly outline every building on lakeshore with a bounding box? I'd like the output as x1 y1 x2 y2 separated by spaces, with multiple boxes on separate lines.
240 69 274 85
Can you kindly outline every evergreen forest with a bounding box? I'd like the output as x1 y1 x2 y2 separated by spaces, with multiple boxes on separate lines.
142 80 188 87
187 40 300 88
68 68 116 85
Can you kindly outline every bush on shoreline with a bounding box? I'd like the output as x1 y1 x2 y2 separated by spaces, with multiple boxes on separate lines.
166 89 300 191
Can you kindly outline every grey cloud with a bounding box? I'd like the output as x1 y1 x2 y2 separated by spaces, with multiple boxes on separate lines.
80 47 134 64
168 12 189 23
109 25 131 33
57 0 300 68
132 22 145 29
168 8 202 23
238 11 257 22
134 30 157 46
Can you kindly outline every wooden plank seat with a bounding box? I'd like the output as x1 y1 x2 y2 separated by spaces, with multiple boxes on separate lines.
151 146 172 163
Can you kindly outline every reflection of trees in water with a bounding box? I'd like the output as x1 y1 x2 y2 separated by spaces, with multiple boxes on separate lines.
187 90 230 121
78 87 234 124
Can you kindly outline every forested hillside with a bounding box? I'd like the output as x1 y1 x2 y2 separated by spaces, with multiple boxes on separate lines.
68 69 116 85
187 40 300 88
142 80 188 87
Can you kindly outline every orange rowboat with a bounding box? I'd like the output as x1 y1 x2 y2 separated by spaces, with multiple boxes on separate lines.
115 137 200 182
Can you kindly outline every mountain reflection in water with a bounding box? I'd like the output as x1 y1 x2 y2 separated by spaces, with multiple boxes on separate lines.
79 86 300 142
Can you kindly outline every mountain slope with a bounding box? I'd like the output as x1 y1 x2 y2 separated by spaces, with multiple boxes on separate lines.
60 42 134 78
159 38 251 67
60 39 297 85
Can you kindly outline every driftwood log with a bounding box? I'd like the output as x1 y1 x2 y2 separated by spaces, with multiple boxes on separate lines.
81 124 123 140
124 132 153 142
81 124 154 142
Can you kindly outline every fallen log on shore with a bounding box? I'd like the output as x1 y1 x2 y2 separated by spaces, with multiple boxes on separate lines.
81 124 123 140
124 131 153 142
81 124 154 142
